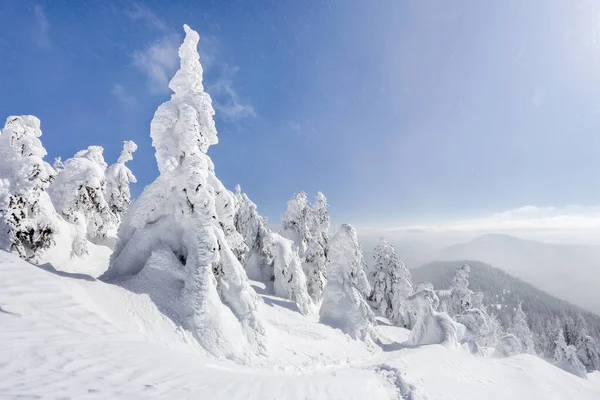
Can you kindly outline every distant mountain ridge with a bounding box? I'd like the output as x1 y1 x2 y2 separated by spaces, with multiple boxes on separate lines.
428 234 600 314
411 260 600 356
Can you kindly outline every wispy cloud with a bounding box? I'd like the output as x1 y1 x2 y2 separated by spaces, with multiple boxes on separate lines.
33 5 50 49
124 3 168 32
111 84 137 108
125 5 255 119
132 34 180 93
208 65 256 120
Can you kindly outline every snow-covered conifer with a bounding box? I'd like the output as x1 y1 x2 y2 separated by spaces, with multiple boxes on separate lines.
408 288 465 348
309 191 330 255
49 145 115 246
105 141 137 222
554 328 587 378
509 301 536 354
369 237 413 327
447 264 472 317
456 308 493 355
101 25 266 357
493 334 522 358
281 191 312 257
577 335 600 372
233 185 273 281
269 233 313 315
53 157 63 173
319 224 376 343
0 116 58 261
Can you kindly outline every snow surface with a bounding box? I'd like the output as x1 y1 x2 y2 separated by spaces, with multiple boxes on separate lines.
2 250 599 399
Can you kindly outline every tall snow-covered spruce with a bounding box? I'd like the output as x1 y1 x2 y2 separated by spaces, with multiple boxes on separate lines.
509 301 536 355
319 224 376 343
101 25 266 358
0 116 57 261
369 237 413 327
105 141 137 223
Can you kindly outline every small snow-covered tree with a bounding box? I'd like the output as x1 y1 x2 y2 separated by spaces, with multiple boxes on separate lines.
447 264 472 317
301 192 330 302
105 141 137 222
101 25 266 357
233 185 273 281
320 224 376 343
281 191 312 257
407 288 465 348
509 301 536 354
554 328 587 379
493 334 522 358
577 335 600 372
49 145 115 248
0 116 57 261
268 233 313 315
369 237 413 327
309 191 330 256
53 157 63 173
455 308 493 355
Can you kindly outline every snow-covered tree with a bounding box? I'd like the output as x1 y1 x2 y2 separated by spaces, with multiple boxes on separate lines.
455 308 493 355
105 140 137 222
577 335 600 372
554 328 587 378
281 191 312 257
49 145 115 248
233 185 273 281
407 288 465 348
53 157 63 173
509 301 536 354
301 192 330 302
101 25 266 357
493 334 522 358
0 116 57 261
269 233 313 315
309 191 330 256
369 237 413 327
319 224 376 343
447 264 472 317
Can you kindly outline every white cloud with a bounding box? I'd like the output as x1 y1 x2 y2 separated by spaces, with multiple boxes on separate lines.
124 3 168 32
361 205 600 235
132 34 180 93
33 5 50 49
111 84 137 108
207 65 255 120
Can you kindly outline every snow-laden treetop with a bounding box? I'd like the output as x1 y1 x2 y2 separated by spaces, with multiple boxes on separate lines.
150 24 218 175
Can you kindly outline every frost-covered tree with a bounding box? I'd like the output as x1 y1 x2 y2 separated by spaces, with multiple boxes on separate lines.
455 308 492 355
577 335 600 372
509 301 536 354
233 185 273 281
302 192 330 302
319 224 376 343
0 116 57 261
554 328 587 378
269 233 313 315
447 264 472 317
309 191 330 256
53 157 63 173
101 25 266 357
369 237 413 327
407 288 465 348
49 145 115 248
493 334 522 358
281 191 312 257
105 141 137 222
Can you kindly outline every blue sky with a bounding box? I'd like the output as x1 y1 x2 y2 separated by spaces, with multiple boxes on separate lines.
2 0 600 227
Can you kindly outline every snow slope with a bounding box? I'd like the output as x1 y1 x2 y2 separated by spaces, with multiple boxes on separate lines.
1 250 599 399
